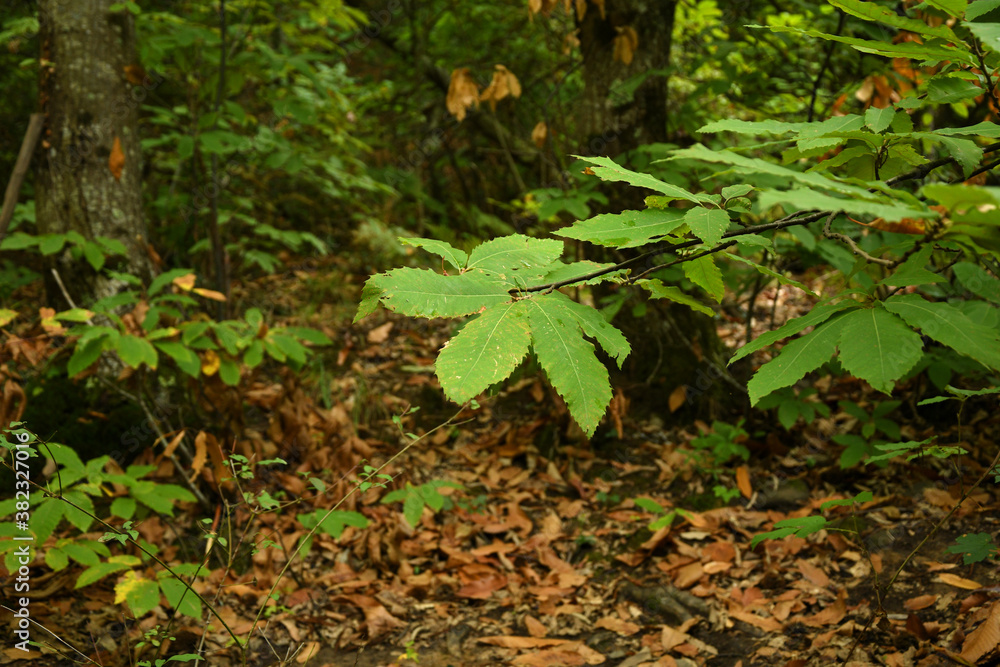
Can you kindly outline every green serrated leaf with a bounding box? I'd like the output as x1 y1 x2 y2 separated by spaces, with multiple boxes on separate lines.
885 293 1000 370
865 107 896 133
953 262 1000 302
547 292 631 367
836 306 924 394
638 279 714 316
758 188 932 222
731 303 855 364
555 208 686 248
116 335 158 370
946 533 998 564
525 297 611 437
683 207 731 247
748 318 842 405
831 0 958 40
465 234 563 276
436 301 531 403
575 155 713 204
399 237 469 270
683 255 724 302
374 268 512 318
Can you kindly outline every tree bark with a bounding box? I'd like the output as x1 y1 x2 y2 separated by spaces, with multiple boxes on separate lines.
35 0 152 309
576 0 739 420
577 0 677 155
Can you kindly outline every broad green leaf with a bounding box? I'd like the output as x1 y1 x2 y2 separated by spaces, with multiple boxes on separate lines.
936 121 1000 138
55 308 94 322
76 555 140 589
0 308 16 326
724 253 818 296
836 306 924 393
68 335 108 376
913 133 983 174
547 292 631 367
116 335 158 370
730 302 855 364
946 533 999 564
575 155 713 204
672 143 878 199
683 207 731 247
885 293 1000 370
928 77 986 104
372 268 512 318
882 245 945 287
865 107 895 133
747 318 843 405
721 184 755 199
831 0 959 40
158 576 201 618
355 274 385 322
953 262 1000 302
155 341 201 377
525 297 611 437
764 25 976 65
399 237 468 270
967 22 1000 53
734 234 772 249
922 0 965 16
700 115 864 138
554 208 686 248
436 301 531 403
466 234 563 276
967 0 1000 20
116 571 160 618
683 255 724 302
758 188 932 222
639 279 714 316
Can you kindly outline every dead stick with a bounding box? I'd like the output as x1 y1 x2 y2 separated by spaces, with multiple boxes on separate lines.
0 113 44 247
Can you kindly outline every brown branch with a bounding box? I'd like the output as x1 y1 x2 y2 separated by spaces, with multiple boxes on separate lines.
0 114 44 247
521 210 830 295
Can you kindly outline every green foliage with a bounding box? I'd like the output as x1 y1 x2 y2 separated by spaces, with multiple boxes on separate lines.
946 533 999 565
381 480 465 528
633 498 694 532
359 1 1000 435
750 491 873 548
755 388 830 430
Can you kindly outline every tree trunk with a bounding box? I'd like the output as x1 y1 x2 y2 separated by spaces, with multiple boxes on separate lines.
35 0 151 309
576 0 740 421
577 0 677 154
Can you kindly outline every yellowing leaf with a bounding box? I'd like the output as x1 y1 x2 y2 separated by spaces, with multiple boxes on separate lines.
172 273 197 291
480 65 521 110
446 68 480 121
532 121 548 148
201 349 220 376
109 136 125 181
0 308 17 326
192 287 227 302
612 26 638 65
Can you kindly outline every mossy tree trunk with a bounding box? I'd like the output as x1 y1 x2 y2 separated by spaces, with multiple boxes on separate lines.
35 0 152 309
576 0 740 421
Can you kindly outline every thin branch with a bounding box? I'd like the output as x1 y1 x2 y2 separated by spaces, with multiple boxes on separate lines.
0 113 44 247
521 210 829 294
806 10 845 123
886 140 1000 186
822 210 893 266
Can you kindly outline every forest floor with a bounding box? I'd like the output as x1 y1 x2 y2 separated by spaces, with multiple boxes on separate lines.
9 259 1000 667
